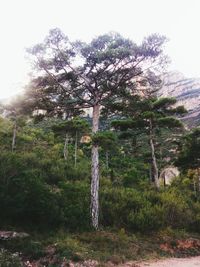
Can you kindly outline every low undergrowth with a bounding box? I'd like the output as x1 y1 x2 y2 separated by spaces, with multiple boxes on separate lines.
1 228 200 266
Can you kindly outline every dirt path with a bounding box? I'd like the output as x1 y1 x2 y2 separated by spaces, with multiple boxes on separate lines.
122 256 200 267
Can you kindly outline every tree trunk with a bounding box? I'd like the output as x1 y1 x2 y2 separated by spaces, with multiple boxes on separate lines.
193 176 197 197
106 151 109 169
74 131 78 168
11 119 17 152
63 132 69 160
198 168 200 192
91 104 100 229
149 119 159 189
149 165 152 183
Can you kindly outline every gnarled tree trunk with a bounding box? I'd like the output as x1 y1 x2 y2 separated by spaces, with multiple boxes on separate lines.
149 119 159 189
91 104 100 229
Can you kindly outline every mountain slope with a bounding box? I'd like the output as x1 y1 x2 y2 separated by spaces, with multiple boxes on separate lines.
159 71 200 127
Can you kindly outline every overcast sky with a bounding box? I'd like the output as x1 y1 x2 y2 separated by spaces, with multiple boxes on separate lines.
0 0 200 99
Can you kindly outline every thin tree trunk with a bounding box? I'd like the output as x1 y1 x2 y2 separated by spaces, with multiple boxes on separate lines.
193 176 197 197
198 168 200 192
91 104 100 229
63 132 69 160
74 131 78 168
149 165 152 183
163 173 166 187
11 119 17 152
149 119 159 189
106 151 109 169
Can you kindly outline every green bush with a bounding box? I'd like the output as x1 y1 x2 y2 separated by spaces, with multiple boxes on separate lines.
100 187 149 228
160 189 194 228
0 151 91 230
1 135 200 234
59 182 90 230
2 239 45 260
188 202 200 232
0 249 22 267
100 186 198 232
101 187 164 232
0 173 62 228
128 204 164 232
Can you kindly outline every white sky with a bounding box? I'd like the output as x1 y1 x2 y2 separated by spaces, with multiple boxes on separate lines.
0 0 200 99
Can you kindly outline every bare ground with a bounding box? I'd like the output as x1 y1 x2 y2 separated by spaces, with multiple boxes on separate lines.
121 256 200 267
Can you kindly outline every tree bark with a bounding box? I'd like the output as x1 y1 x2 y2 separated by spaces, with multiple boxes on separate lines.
63 132 69 160
106 151 109 169
193 176 197 197
149 119 159 189
149 165 152 183
91 104 100 229
11 119 17 152
74 131 78 168
198 168 200 192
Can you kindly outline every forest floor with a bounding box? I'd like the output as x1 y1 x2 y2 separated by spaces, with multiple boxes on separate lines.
1 229 200 266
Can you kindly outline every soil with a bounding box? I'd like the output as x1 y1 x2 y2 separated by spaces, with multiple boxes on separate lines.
123 256 200 267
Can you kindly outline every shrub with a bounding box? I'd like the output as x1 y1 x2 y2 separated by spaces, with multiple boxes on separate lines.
128 204 164 232
160 189 194 228
100 187 149 228
189 202 200 232
100 186 198 232
0 173 62 228
2 239 45 260
59 182 90 230
0 249 22 267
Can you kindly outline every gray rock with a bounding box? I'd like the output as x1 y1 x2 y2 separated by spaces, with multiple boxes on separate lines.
159 166 180 185
0 231 29 240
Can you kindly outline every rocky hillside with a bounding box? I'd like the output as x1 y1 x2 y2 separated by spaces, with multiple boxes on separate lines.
159 71 200 128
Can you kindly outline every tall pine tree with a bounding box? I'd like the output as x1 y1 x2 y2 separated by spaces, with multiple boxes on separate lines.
26 29 167 228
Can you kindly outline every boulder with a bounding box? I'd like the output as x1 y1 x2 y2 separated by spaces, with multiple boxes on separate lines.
0 231 29 240
159 166 180 185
